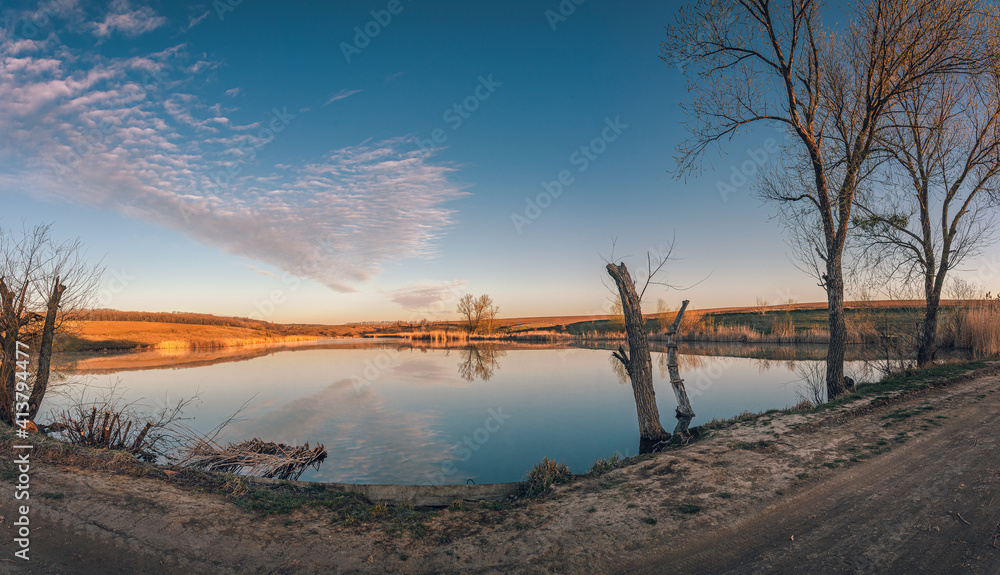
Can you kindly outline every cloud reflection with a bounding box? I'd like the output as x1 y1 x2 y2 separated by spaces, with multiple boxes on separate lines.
225 378 453 484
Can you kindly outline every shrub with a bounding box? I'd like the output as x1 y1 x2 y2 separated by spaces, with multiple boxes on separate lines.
521 457 571 497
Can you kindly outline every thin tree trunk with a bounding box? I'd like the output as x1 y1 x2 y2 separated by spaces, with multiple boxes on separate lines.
826 261 847 400
666 300 695 435
606 263 669 443
28 276 65 420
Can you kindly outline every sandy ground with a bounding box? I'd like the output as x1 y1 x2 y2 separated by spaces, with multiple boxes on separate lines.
2 364 1000 574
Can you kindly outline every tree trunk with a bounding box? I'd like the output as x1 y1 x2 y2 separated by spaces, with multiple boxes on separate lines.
826 261 847 400
0 278 18 426
666 300 695 435
606 263 669 442
917 293 941 367
29 277 65 420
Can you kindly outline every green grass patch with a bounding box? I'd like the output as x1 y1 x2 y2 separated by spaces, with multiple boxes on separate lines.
521 457 571 497
678 504 702 514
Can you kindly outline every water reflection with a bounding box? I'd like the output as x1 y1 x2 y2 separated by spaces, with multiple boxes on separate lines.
457 344 507 382
223 378 452 484
53 340 952 484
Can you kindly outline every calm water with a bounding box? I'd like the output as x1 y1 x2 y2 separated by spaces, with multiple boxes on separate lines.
51 341 874 485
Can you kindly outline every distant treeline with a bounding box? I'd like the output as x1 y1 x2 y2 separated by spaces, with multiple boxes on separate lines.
72 309 272 330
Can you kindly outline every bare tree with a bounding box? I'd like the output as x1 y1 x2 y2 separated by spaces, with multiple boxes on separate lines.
456 293 500 335
474 294 500 335
852 20 1000 366
665 300 696 435
1 223 103 427
663 0 985 398
604 243 696 443
457 294 479 333
607 261 669 443
754 296 769 315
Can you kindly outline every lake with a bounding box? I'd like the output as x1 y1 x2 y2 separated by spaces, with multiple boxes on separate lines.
49 340 880 485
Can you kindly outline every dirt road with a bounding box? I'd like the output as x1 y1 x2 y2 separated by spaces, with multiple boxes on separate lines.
623 373 1000 574
2 364 999 574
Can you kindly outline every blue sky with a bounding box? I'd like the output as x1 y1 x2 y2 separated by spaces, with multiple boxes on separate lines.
7 0 988 324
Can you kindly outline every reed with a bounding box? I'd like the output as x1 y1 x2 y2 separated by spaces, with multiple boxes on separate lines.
942 296 1000 358
153 335 317 350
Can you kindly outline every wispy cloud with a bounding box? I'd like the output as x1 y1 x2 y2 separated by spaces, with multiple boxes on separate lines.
90 0 166 38
385 281 466 311
186 9 210 31
0 14 466 293
227 378 455 483
323 88 362 106
245 264 280 279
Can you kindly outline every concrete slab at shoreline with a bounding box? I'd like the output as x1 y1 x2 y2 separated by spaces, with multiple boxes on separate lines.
249 476 522 507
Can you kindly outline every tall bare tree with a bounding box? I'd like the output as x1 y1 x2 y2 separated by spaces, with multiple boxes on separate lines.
1 223 103 426
663 0 985 398
852 15 1000 366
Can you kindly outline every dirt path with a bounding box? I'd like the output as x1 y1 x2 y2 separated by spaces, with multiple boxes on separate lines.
623 373 1000 574
2 364 1000 574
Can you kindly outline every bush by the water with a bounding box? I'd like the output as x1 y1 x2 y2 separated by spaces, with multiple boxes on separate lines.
522 457 571 497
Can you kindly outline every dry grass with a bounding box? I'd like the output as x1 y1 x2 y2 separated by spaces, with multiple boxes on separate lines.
943 298 1000 358
403 329 573 342
69 321 320 350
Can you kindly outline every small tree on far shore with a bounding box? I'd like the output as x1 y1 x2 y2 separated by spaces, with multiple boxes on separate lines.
457 293 500 334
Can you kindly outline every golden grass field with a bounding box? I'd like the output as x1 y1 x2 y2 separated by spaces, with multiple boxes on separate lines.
68 321 321 350
63 300 970 353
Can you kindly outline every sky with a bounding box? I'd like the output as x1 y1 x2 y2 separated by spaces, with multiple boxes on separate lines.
3 0 998 324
